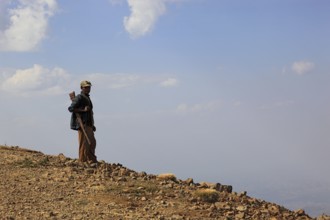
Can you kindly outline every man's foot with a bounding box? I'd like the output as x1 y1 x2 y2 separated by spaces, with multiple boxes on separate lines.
88 160 98 168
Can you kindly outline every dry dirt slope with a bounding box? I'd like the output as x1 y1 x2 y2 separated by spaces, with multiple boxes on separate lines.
0 145 329 220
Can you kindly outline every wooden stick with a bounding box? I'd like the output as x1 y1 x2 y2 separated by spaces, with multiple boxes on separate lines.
69 91 91 145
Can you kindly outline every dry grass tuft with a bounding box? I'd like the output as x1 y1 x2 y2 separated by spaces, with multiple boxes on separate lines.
157 173 177 181
194 188 219 203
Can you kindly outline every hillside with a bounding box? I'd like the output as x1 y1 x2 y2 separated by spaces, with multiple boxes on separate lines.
0 145 329 220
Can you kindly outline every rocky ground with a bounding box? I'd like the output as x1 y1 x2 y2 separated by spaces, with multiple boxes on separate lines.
1 145 329 220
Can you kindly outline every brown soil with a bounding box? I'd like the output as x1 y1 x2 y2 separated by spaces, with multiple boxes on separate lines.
0 145 328 220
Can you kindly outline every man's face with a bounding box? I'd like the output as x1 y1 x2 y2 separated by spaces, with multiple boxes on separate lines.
82 86 91 94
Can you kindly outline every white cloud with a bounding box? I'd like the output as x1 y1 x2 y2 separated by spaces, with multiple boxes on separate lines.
0 0 58 52
291 61 315 75
0 64 70 96
124 0 167 38
0 66 179 96
160 77 178 87
176 101 220 114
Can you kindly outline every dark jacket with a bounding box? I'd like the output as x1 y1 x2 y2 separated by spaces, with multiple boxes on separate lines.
68 92 94 130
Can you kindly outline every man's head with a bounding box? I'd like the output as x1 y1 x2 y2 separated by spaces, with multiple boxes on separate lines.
80 80 92 94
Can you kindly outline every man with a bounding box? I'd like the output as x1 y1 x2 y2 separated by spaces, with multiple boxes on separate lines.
68 80 97 163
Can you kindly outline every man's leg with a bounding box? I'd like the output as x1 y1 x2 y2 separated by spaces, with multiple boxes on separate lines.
78 129 88 162
85 126 97 163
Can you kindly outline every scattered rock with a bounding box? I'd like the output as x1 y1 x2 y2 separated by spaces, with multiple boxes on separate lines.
220 184 233 193
184 178 194 185
0 145 320 219
295 209 306 216
317 214 330 220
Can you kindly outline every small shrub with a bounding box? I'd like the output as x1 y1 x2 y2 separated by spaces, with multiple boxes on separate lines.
14 157 49 168
194 189 219 203
16 158 36 168
37 157 49 166
105 185 125 193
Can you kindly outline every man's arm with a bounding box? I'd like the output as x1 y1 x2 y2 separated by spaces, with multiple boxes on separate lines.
72 106 90 113
68 94 91 113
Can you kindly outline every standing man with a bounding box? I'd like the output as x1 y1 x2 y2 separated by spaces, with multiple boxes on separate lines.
68 80 97 163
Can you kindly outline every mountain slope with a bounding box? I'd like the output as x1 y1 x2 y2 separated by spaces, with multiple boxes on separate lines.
0 145 328 220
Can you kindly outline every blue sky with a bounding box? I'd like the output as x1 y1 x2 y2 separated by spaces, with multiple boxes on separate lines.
1 0 330 217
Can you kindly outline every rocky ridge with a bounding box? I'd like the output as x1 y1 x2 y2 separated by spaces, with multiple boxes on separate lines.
0 145 329 220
